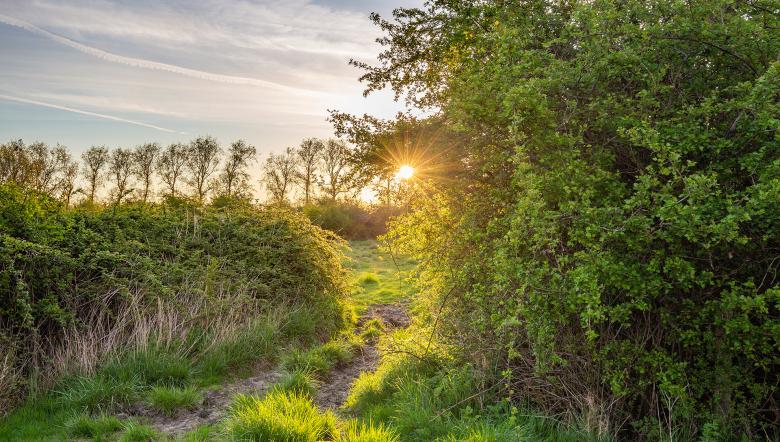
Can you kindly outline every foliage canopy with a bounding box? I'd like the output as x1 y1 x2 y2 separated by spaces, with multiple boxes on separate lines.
342 0 780 437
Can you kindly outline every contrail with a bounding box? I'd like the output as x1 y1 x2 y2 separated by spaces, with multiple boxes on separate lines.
0 93 182 134
0 14 321 96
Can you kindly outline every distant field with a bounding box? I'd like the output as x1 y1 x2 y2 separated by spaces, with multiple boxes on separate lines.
343 240 416 312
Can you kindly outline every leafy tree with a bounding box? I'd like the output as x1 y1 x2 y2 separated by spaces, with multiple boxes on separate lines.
319 139 355 201
81 146 109 204
263 147 298 204
185 136 222 203
58 157 78 207
344 0 780 437
218 139 256 198
26 142 58 193
157 143 187 197
132 143 160 203
0 140 30 185
294 138 324 205
108 148 134 205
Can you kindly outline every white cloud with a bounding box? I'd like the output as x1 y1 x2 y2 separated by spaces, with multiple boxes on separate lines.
0 13 332 95
0 93 182 133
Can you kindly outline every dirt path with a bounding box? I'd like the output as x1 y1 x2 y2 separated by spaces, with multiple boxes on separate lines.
120 368 283 436
127 303 409 437
315 303 409 410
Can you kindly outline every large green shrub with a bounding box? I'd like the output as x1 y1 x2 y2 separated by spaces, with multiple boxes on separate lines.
0 184 348 411
345 0 780 437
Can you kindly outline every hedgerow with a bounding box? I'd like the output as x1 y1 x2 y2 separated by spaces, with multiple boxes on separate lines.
0 184 348 413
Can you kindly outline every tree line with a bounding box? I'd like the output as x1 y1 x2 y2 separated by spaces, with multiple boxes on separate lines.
0 136 366 206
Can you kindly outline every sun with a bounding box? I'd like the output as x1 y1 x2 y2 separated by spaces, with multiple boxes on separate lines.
396 165 415 180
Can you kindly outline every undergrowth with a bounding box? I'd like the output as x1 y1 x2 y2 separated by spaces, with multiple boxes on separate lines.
343 328 605 442
0 302 348 440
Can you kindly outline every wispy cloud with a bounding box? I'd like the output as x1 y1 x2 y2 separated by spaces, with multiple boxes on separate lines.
0 13 326 96
0 93 182 134
0 0 413 153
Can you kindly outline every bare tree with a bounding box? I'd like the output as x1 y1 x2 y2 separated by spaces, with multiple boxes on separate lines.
156 143 187 197
294 138 324 205
263 147 298 204
82 146 109 204
319 139 354 201
132 143 160 203
108 148 134 205
218 139 256 198
185 136 222 203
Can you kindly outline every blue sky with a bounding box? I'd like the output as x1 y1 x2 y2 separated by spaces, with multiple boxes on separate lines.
0 0 420 163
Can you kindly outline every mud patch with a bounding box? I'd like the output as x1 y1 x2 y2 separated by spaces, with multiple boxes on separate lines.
359 303 410 329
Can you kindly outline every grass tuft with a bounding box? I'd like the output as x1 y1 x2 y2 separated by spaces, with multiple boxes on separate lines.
358 272 380 286
65 413 123 440
335 420 400 442
119 421 159 442
282 339 355 378
224 391 337 441
101 347 192 387
360 318 384 341
147 385 202 416
274 370 320 398
177 424 218 441
58 374 141 411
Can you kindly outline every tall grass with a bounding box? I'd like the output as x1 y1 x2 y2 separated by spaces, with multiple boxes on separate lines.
0 302 343 440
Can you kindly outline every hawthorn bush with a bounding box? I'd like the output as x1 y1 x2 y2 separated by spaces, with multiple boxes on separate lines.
344 0 780 438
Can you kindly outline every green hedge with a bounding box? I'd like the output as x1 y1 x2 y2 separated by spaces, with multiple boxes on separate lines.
365 0 780 437
0 184 348 410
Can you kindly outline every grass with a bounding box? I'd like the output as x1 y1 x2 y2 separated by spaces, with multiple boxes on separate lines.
274 369 320 398
282 339 356 378
57 373 142 411
194 317 279 386
360 318 385 341
343 329 604 442
119 421 159 441
344 241 416 312
102 347 193 387
147 385 202 416
63 413 164 442
224 391 337 441
221 389 400 442
65 413 124 440
178 424 219 441
334 420 400 442
0 305 341 441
